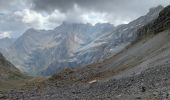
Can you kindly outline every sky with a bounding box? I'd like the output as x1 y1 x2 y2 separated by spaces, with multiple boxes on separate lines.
0 0 170 38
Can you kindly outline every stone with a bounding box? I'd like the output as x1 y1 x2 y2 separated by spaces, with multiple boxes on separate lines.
88 80 97 84
153 91 159 96
141 86 146 92
0 94 8 99
116 94 121 98
136 96 142 99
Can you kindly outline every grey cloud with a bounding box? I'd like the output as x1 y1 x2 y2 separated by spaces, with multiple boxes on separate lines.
32 0 129 13
31 0 170 25
31 0 170 14
0 0 170 38
0 0 13 9
0 0 30 13
0 13 28 37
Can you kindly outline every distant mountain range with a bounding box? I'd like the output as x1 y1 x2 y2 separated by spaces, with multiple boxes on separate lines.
4 22 114 75
1 6 163 76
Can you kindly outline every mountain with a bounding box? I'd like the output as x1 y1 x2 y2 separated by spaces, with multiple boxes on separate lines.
6 5 170 100
5 23 114 75
4 6 163 76
0 53 24 80
42 5 163 75
46 5 170 99
0 38 15 50
50 5 170 85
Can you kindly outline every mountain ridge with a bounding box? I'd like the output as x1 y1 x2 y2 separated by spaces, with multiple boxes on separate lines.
42 5 164 75
5 22 114 75
2 5 164 76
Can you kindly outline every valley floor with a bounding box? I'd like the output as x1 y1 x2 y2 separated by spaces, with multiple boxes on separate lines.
1 63 169 100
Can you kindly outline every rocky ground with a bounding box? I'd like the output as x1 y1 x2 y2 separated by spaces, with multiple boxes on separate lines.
0 62 168 100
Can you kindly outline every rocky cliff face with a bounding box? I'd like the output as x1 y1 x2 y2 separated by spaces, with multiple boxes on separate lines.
137 5 170 40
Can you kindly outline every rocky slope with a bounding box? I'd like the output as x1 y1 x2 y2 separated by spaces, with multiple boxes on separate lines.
3 5 170 100
7 63 170 100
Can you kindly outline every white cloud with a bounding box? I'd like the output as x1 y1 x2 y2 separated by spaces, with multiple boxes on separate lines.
80 11 130 26
0 31 11 38
15 9 66 30
63 4 130 26
81 12 108 25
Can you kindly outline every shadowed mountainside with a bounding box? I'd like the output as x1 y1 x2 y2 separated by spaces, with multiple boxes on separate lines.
0 53 25 80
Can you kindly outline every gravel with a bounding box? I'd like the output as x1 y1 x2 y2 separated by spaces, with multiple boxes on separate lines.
3 63 170 100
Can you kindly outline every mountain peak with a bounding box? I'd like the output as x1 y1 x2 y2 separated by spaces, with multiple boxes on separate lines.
61 21 91 26
94 23 114 27
25 28 37 33
148 5 164 15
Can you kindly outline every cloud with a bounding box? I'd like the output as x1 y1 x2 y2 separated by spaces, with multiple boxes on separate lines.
31 0 126 13
31 0 170 25
81 12 109 25
0 12 28 38
0 0 30 13
14 9 66 30
0 0 32 38
31 0 170 16
0 0 170 38
0 5 65 38
0 32 11 38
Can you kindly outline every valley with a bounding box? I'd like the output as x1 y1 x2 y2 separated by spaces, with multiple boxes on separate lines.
0 4 169 100
2 6 163 76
